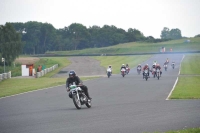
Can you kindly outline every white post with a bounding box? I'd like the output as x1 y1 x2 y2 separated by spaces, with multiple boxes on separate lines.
2 58 5 73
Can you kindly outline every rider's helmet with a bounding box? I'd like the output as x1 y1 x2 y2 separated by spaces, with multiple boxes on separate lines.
138 64 141 66
109 65 111 68
146 64 148 66
122 64 125 67
126 64 129 66
69 70 76 78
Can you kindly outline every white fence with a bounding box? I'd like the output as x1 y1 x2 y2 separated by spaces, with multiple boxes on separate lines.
0 71 11 82
36 64 58 78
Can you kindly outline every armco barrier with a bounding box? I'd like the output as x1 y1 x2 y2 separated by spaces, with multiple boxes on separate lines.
0 71 11 82
36 64 58 78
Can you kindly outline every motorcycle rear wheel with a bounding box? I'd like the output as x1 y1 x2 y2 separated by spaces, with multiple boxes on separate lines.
85 100 92 108
107 72 110 78
72 94 82 109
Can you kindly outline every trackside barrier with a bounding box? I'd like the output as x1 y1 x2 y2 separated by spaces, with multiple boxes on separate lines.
0 71 11 82
36 64 58 78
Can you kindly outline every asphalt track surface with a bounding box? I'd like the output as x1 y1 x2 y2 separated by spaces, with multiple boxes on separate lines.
0 54 200 133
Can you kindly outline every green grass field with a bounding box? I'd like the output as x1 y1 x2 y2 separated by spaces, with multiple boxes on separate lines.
149 127 200 133
180 54 200 75
170 54 200 99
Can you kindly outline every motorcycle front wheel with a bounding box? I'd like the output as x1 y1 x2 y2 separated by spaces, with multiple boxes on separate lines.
72 94 81 109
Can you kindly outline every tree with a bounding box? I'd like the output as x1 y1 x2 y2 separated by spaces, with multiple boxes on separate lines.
160 27 170 39
0 23 23 66
67 23 90 50
126 28 145 42
40 23 56 53
161 27 182 40
194 34 200 38
23 21 42 54
169 28 182 39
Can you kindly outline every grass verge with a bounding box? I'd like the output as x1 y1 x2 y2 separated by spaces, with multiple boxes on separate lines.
0 76 99 98
148 127 200 133
180 54 200 75
170 76 200 99
170 53 200 99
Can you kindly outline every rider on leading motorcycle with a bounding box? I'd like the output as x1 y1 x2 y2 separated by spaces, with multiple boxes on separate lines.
66 70 92 99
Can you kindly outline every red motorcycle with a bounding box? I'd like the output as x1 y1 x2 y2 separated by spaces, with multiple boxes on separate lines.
121 68 126 77
126 67 130 74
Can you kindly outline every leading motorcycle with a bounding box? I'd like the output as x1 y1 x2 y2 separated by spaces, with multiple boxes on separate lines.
69 84 92 109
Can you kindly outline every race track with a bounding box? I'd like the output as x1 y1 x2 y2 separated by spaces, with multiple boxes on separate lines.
0 54 199 133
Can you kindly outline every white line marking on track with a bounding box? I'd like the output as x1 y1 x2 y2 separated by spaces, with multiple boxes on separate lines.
166 77 178 100
166 54 185 100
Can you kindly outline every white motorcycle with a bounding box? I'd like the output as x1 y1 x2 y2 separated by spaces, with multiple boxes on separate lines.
69 84 92 109
107 68 112 78
164 64 167 71
137 67 141 74
171 63 175 69
152 68 156 78
156 69 160 80
126 67 130 74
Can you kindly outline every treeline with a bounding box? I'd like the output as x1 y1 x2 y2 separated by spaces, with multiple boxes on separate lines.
1 21 186 65
9 21 180 55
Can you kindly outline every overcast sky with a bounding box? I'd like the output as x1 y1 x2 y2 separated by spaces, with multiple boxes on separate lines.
0 0 199 38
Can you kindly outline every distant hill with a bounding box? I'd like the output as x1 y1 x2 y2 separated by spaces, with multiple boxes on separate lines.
45 37 200 56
